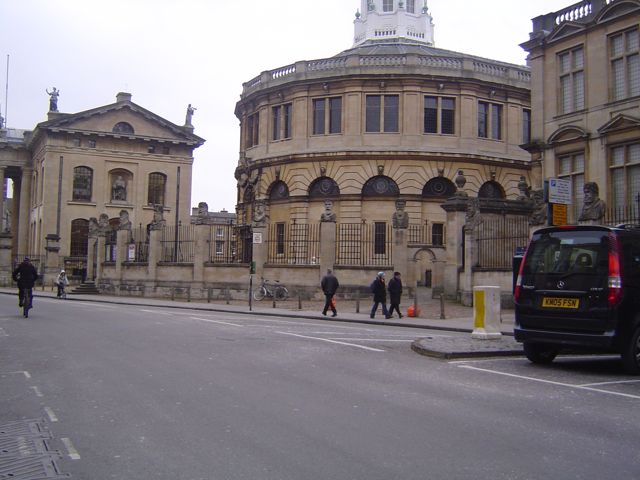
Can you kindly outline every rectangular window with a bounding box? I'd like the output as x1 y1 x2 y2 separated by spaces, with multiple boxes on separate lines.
478 102 488 138
558 152 585 220
88 139 96 148
284 103 292 138
276 223 285 256
610 28 640 101
424 97 438 133
491 103 502 140
441 98 455 134
215 241 224 256
424 96 455 135
246 112 259 148
431 223 444 246
272 106 281 141
383 0 394 12
478 101 502 140
313 99 326 135
610 143 640 211
523 109 531 144
558 47 585 113
366 95 399 133
329 97 342 134
374 222 387 255
406 0 415 13
272 103 292 141
313 97 342 135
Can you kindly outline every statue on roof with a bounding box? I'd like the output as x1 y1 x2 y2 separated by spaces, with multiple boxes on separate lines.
185 104 196 127
46 87 60 112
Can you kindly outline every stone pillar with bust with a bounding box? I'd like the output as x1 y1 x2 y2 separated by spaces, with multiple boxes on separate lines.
193 224 209 294
86 218 99 281
251 200 269 280
319 200 337 279
391 199 409 286
0 167 5 232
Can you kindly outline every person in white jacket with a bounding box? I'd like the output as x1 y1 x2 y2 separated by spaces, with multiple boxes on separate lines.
56 270 69 298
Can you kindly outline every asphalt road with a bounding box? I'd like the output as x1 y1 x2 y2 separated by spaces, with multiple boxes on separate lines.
1 294 639 479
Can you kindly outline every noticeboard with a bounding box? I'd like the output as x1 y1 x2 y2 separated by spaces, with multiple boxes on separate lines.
548 178 572 205
551 203 568 225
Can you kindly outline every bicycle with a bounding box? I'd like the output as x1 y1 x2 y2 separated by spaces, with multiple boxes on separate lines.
253 278 289 301
20 288 33 318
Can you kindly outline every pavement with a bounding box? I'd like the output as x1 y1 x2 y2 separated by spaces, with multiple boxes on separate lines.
0 287 524 360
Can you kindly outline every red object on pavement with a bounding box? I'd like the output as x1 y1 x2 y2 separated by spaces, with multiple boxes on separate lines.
407 305 421 317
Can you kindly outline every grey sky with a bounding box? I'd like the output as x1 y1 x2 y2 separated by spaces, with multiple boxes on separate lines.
1 0 571 211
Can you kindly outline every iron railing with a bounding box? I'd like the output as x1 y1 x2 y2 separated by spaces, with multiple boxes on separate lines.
335 223 393 267
208 224 252 264
266 223 320 265
131 226 149 262
104 230 117 262
160 224 195 263
407 223 447 246
475 216 530 269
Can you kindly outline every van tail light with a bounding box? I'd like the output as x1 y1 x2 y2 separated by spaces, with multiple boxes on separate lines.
514 250 528 303
608 233 623 307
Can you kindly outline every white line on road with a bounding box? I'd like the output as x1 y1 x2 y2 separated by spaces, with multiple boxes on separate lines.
458 365 640 400
30 386 43 397
579 379 640 387
74 302 117 309
191 317 244 327
140 310 171 315
61 437 81 460
277 331 385 352
328 338 413 342
0 371 31 378
44 406 59 422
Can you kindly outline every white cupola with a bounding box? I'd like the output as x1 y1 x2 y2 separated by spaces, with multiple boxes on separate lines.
353 0 435 47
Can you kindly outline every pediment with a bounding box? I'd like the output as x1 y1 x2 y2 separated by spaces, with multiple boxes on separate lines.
596 0 640 24
547 22 586 43
547 125 589 145
38 101 204 146
597 114 640 135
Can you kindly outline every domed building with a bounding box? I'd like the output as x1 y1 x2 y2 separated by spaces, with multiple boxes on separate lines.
234 0 532 294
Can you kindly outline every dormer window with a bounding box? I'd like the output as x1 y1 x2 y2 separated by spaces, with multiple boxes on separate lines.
383 0 393 12
112 122 135 134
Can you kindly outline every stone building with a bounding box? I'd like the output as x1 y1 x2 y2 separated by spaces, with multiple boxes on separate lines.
234 0 533 293
522 0 640 224
0 92 204 284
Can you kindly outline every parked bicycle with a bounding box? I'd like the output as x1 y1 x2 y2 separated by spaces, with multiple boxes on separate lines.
253 278 289 301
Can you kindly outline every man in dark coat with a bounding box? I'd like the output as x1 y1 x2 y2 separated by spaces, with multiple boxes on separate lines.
12 257 39 308
370 271 389 319
387 271 403 319
321 269 339 317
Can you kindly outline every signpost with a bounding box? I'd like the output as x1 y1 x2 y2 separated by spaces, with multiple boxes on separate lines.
547 178 572 226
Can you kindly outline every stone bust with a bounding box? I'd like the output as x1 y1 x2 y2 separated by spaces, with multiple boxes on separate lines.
320 200 337 222
88 217 99 238
392 200 409 229
529 189 548 226
252 200 268 227
579 182 606 222
118 210 132 231
97 213 110 235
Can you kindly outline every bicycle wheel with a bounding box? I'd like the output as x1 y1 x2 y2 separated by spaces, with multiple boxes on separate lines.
253 287 266 301
22 289 31 318
275 286 289 301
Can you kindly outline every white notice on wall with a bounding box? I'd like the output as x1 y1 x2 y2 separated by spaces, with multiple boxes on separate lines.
548 178 572 205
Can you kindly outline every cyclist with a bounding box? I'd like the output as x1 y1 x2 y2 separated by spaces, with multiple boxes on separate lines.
56 269 69 298
12 257 39 314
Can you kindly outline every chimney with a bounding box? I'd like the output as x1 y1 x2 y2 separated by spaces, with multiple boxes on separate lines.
116 92 132 103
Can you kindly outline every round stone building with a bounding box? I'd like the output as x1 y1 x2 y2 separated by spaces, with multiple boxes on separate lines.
234 0 532 294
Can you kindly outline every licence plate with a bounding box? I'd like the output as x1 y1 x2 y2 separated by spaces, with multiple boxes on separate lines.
542 297 579 309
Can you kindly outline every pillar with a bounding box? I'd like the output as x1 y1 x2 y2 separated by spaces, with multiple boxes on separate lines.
0 167 5 232
0 232 12 286
319 221 336 280
392 227 409 282
96 234 106 284
17 167 32 256
44 234 61 287
440 195 469 301
251 225 267 280
87 236 97 281
193 224 209 287
147 228 161 281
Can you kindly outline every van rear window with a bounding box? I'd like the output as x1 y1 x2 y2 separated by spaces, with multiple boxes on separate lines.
523 231 608 276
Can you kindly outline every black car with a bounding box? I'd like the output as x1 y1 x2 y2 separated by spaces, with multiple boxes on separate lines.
514 225 640 374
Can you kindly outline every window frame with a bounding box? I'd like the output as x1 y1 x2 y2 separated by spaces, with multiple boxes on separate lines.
246 112 260 148
366 94 399 133
312 96 342 135
147 172 167 206
72 166 93 202
478 101 503 140
609 27 640 101
558 46 585 114
423 96 456 135
271 103 293 141
609 143 640 211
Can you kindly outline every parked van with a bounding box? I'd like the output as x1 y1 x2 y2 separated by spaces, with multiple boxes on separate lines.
514 225 640 374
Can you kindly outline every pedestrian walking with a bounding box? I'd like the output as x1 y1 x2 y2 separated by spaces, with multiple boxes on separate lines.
370 271 389 319
321 269 339 317
387 271 403 319
56 269 69 298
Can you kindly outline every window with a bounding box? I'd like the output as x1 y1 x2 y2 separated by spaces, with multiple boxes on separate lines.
313 97 342 135
383 0 393 12
610 28 640 101
272 103 292 141
406 0 415 13
112 122 134 134
147 145 156 153
374 222 387 255
162 146 171 155
478 101 502 139
148 172 166 206
73 138 81 147
88 139 96 148
366 95 399 133
610 143 640 211
523 109 531 144
246 112 259 148
72 166 93 202
215 241 224 256
70 219 89 257
558 152 585 218
432 223 444 246
558 47 585 114
424 96 455 135
276 223 285 255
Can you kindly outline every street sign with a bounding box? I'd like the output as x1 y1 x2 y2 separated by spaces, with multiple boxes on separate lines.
128 243 136 261
253 232 263 244
548 178 572 205
552 203 568 225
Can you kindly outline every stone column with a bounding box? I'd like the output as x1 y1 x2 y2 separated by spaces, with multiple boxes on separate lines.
44 234 61 287
392 227 408 281
96 234 106 284
193 224 209 289
440 195 469 301
147 228 161 281
115 229 130 286
319 221 336 280
0 167 5 232
251 226 267 280
17 167 32 256
87 236 97 281
0 232 12 286
460 227 475 306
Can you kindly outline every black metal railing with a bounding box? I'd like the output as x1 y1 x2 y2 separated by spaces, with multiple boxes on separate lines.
407 223 446 246
476 217 530 269
602 203 640 226
160 224 195 263
131 226 149 262
104 230 117 262
335 223 393 267
266 223 320 265
207 224 252 264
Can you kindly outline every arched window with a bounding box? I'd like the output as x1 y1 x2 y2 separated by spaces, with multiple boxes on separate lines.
362 175 399 197
70 219 89 257
309 177 340 197
73 166 93 202
148 172 166 206
268 181 289 201
112 122 135 134
478 181 506 199
422 177 456 199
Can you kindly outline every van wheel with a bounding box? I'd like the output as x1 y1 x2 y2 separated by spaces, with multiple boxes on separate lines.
621 327 640 375
523 342 558 364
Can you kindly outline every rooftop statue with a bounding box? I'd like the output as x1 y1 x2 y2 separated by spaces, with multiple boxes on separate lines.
46 87 60 112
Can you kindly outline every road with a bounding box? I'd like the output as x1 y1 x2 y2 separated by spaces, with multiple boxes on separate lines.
1 294 639 479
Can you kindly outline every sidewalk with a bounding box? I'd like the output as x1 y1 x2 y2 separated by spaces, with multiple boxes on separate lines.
0 287 523 359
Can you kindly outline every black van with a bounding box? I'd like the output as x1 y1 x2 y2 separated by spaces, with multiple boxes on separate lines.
514 225 640 374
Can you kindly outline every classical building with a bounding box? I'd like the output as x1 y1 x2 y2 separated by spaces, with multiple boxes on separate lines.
0 92 204 283
522 0 640 223
234 0 533 291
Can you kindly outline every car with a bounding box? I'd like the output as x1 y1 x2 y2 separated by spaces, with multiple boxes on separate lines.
514 224 640 374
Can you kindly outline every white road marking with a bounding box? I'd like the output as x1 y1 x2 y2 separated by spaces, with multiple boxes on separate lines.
0 327 7 336
458 365 640 400
44 406 59 422
74 302 117 309
579 379 640 387
140 310 171 315
0 371 30 378
329 338 413 342
61 437 81 460
30 386 43 397
191 317 244 327
277 331 385 352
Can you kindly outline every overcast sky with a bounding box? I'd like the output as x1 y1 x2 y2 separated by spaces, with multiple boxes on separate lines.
1 0 572 211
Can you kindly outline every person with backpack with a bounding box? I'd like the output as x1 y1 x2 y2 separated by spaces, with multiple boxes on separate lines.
320 269 339 317
370 271 389 319
387 271 403 319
